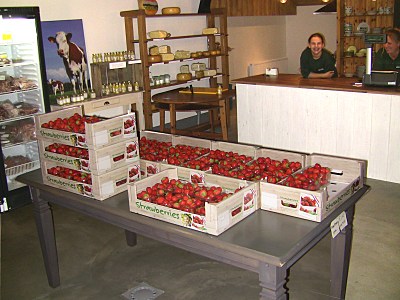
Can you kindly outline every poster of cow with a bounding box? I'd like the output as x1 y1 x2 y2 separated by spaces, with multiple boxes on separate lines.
41 19 90 103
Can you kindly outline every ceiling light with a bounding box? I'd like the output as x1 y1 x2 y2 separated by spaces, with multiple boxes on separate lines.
280 0 287 3
322 0 329 2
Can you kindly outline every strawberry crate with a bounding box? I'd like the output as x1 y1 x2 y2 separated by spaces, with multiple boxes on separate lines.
160 163 208 184
139 131 211 177
35 106 137 149
41 160 141 200
260 154 365 222
38 138 139 175
211 140 258 158
128 168 259 236
236 147 307 182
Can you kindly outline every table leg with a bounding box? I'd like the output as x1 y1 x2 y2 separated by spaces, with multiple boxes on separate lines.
125 230 137 247
259 263 288 300
30 187 60 288
219 99 228 141
169 104 177 134
330 205 355 299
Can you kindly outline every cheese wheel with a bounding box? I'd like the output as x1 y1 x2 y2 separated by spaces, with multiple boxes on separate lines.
162 7 181 15
139 0 158 15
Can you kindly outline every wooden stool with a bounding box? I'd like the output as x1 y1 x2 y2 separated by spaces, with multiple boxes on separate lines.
152 88 235 141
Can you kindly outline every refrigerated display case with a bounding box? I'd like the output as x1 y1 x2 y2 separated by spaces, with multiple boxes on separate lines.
0 7 50 212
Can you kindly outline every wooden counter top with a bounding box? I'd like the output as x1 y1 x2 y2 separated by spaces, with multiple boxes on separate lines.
233 74 400 95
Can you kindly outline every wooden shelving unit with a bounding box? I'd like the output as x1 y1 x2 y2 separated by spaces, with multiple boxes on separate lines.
120 8 230 130
336 0 395 75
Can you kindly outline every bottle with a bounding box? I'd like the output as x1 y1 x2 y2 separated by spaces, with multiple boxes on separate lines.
217 85 223 95
90 89 96 99
134 81 140 92
127 81 133 92
121 81 127 93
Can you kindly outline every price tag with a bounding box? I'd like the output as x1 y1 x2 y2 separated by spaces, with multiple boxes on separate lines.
109 61 126 69
338 211 348 231
2 33 12 41
330 219 341 238
331 211 348 238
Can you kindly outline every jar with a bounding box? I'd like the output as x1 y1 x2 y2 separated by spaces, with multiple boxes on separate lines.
164 74 171 84
90 89 96 99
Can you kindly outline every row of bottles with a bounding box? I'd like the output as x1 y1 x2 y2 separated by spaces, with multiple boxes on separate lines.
101 81 139 96
92 51 136 63
56 90 97 106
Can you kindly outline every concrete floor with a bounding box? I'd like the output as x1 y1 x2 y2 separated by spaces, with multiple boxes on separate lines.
1 106 400 299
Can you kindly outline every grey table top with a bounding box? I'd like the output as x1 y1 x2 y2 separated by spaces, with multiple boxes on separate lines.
17 169 369 268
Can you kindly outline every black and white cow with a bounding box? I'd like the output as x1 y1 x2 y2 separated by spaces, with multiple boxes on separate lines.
48 32 88 94
48 79 64 95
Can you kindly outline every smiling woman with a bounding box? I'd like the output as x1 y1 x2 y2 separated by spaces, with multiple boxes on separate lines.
300 32 337 79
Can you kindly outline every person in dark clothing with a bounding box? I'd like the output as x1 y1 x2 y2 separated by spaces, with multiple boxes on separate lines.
300 32 338 79
373 29 400 71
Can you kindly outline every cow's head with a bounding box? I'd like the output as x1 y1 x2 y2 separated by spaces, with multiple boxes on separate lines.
48 32 72 58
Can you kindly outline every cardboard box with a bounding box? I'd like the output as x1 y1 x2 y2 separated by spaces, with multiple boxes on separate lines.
35 106 137 149
128 168 259 235
38 138 139 175
41 160 141 200
260 154 365 222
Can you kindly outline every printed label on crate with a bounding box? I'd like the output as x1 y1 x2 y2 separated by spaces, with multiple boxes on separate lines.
190 171 205 184
94 130 108 146
128 165 140 183
109 126 123 138
325 184 353 212
76 133 87 147
97 156 111 171
146 162 159 176
261 192 278 209
42 152 82 169
279 196 299 210
218 210 230 229
243 188 257 216
134 200 208 232
126 140 139 160
299 193 320 216
45 175 93 197
111 152 126 164
39 129 78 145
123 115 136 137
101 181 114 195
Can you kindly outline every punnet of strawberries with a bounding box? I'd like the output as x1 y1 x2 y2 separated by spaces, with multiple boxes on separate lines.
41 113 103 134
280 163 331 191
139 137 172 161
136 176 237 215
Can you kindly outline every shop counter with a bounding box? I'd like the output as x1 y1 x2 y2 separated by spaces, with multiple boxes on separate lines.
233 74 400 183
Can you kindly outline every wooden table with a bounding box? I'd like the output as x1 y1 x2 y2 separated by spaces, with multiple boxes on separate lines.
152 88 235 141
17 170 369 300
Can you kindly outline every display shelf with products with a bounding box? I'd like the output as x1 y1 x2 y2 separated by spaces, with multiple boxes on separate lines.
90 59 143 98
337 0 395 75
120 8 230 129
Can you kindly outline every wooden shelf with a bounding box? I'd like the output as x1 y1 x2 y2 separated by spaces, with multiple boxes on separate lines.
120 8 230 130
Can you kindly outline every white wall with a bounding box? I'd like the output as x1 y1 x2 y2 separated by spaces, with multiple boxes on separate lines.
228 16 287 81
286 5 337 74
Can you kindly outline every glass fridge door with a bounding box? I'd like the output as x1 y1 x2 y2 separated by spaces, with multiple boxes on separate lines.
0 7 48 211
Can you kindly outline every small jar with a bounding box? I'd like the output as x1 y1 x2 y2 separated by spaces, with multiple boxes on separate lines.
90 89 96 99
164 74 171 84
